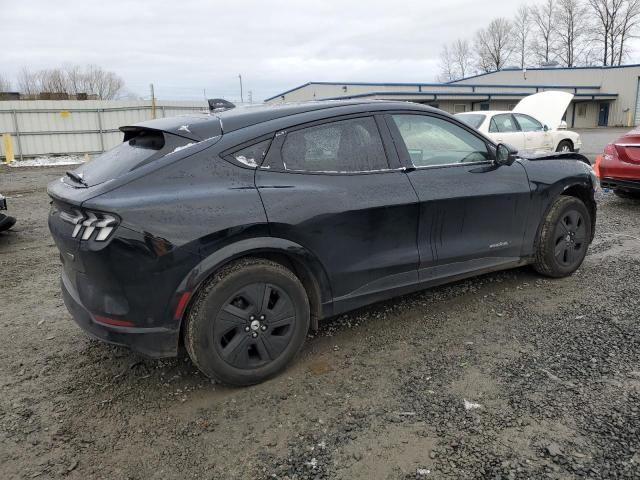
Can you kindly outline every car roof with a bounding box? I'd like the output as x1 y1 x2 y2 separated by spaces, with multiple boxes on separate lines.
125 100 441 140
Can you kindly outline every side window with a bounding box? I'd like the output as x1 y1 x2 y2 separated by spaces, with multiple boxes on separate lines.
490 114 519 133
280 117 389 172
227 139 272 168
391 114 490 167
514 114 543 132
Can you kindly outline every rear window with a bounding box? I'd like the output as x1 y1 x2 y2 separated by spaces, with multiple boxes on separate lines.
71 130 192 186
456 114 486 129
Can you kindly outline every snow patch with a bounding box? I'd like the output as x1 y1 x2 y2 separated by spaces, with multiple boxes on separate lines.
168 143 197 155
178 125 191 133
464 399 482 410
9 155 84 168
235 155 258 167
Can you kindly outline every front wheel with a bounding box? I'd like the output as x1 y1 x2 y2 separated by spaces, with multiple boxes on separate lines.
184 258 310 386
533 196 591 278
556 140 574 153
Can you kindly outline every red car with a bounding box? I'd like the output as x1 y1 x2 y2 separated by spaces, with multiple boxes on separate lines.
599 128 640 198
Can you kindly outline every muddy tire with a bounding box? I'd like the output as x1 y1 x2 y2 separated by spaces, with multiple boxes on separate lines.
533 196 591 278
184 258 310 386
556 140 574 153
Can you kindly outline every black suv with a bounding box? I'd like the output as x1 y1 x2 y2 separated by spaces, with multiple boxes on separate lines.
48 101 597 385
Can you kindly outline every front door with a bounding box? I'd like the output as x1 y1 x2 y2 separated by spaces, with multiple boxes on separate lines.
598 103 610 127
386 113 532 281
488 113 526 151
513 113 553 152
256 114 420 308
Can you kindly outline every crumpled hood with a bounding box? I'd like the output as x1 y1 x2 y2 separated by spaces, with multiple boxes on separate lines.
519 150 590 165
513 91 574 131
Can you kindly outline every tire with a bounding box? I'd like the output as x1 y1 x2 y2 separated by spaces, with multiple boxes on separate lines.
184 257 310 386
0 214 16 233
613 189 640 199
533 196 592 278
556 140 574 153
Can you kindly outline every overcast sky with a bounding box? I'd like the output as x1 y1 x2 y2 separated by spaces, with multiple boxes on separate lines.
4 0 639 102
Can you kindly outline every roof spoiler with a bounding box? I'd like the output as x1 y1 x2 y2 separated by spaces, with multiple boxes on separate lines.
208 98 236 113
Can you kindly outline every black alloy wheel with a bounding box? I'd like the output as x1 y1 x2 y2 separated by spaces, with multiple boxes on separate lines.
214 282 295 369
184 258 310 386
552 209 587 268
533 195 591 278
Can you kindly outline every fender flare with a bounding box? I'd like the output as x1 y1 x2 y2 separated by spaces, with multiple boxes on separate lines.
173 236 333 326
532 177 596 253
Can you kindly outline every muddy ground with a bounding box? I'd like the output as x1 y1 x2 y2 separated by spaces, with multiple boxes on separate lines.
1 165 639 480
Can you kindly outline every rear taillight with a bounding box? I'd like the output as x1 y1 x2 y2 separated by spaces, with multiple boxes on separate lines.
59 209 119 241
603 143 619 162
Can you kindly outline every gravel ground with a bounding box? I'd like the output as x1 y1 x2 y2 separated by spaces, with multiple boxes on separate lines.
1 165 639 480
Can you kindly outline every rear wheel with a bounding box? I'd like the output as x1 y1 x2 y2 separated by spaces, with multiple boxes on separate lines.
533 196 591 278
184 258 310 386
556 140 574 153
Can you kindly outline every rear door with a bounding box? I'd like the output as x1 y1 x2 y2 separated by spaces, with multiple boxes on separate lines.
255 114 421 307
386 112 532 281
488 114 526 151
514 113 553 152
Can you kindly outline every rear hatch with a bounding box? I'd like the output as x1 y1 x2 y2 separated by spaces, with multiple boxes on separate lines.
62 113 222 189
48 113 223 254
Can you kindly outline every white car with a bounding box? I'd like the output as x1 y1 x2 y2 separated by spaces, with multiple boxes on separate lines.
455 91 582 154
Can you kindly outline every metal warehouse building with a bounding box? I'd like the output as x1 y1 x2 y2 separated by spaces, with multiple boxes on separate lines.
265 64 640 128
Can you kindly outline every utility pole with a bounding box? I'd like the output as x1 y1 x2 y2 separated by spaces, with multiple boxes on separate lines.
238 74 244 104
150 83 156 119
248 90 253 104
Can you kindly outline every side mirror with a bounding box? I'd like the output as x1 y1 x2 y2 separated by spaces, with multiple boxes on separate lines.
543 124 549 132
495 143 518 166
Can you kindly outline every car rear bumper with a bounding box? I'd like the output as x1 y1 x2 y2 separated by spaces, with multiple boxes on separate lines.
61 270 180 358
600 177 640 192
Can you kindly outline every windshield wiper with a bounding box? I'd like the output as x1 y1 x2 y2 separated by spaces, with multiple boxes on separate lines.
65 170 87 186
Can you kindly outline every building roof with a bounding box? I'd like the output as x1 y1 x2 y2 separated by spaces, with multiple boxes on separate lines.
265 64 640 102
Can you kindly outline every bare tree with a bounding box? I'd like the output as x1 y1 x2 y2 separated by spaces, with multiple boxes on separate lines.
616 0 640 64
0 74 11 92
474 18 515 72
17 68 40 96
452 38 474 78
81 65 124 99
513 5 533 68
554 0 591 66
39 68 70 94
587 0 625 65
531 0 557 64
437 44 457 82
14 65 125 99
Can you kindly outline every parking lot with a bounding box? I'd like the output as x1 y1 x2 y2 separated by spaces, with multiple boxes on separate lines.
1 151 639 479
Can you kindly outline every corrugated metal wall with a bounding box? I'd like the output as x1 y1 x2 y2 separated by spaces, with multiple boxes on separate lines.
0 100 207 159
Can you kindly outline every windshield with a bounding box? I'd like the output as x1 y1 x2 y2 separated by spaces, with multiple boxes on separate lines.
68 130 192 187
456 114 486 129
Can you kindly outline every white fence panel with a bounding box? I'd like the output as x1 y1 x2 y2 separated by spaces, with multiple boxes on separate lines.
0 100 207 159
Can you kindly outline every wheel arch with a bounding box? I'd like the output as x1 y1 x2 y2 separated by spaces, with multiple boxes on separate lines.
174 237 332 335
556 138 574 151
